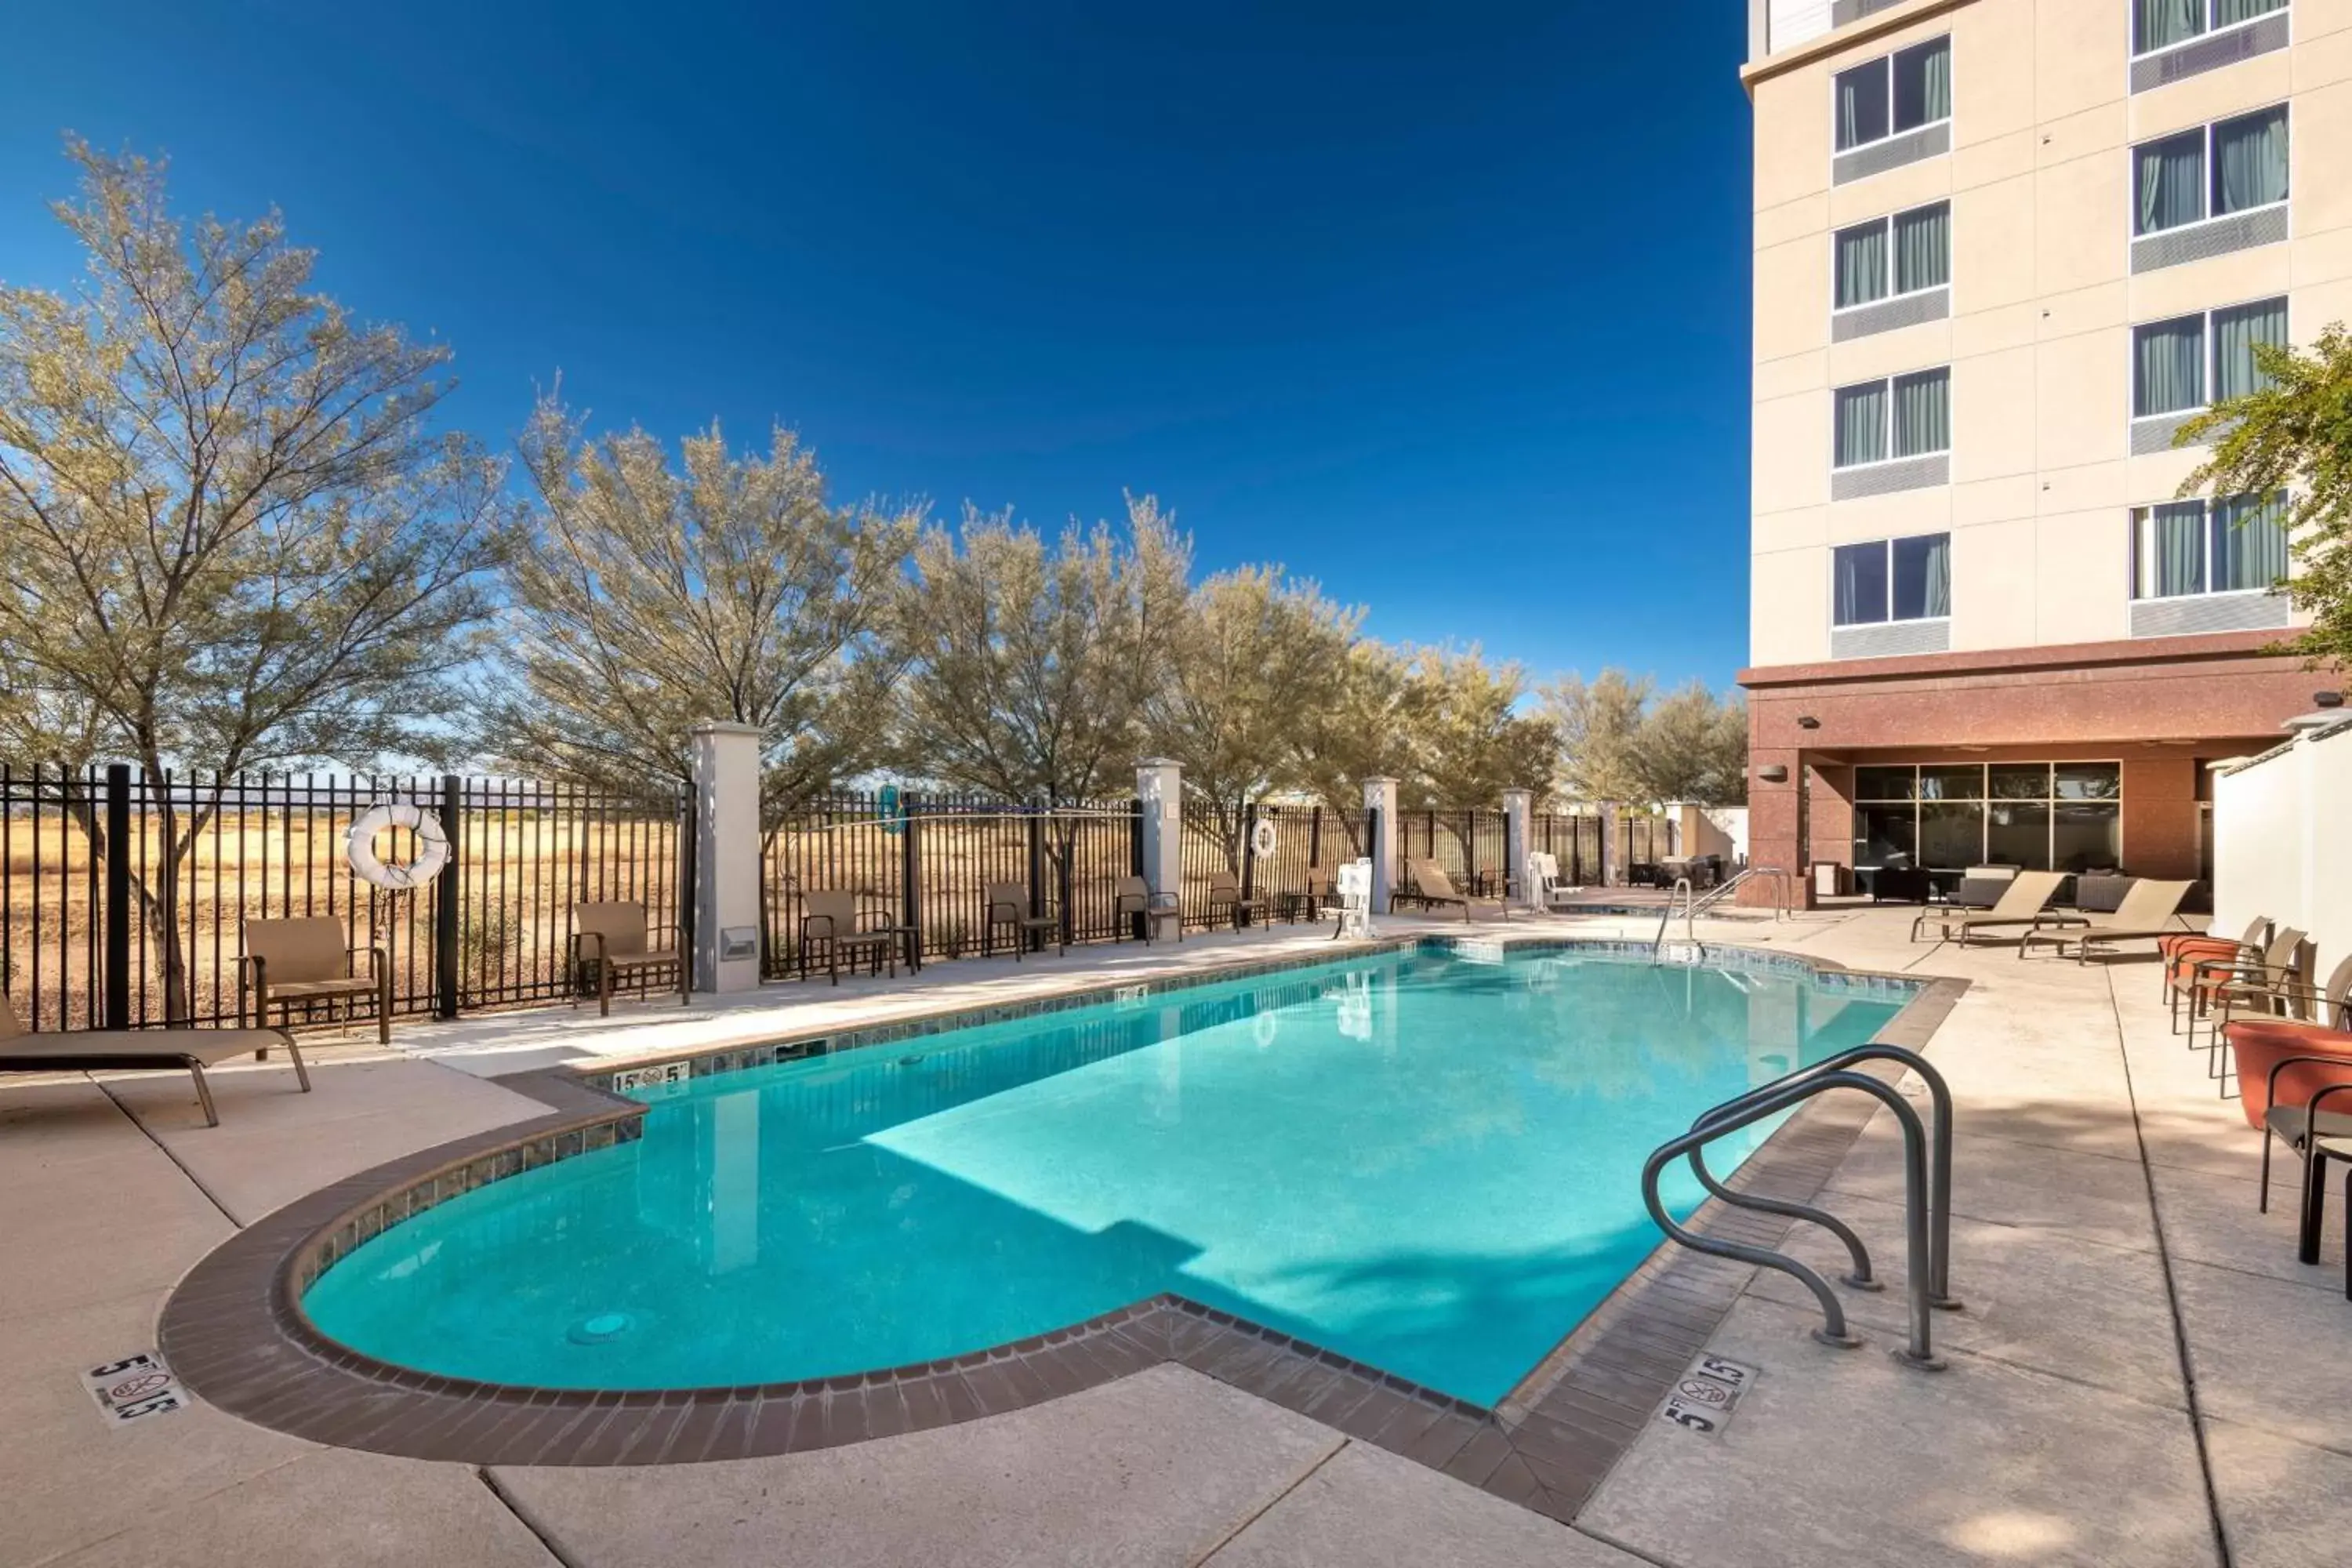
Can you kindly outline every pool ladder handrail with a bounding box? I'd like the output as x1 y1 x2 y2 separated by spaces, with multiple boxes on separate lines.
1640 1043 1958 1370
1651 865 1793 963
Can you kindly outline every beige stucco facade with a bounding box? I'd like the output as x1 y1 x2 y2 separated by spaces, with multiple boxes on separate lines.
1746 0 2350 668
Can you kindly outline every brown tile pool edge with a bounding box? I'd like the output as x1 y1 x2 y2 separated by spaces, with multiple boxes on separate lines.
158 943 1967 1526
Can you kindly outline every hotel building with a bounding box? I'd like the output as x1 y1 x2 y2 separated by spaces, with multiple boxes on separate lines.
1737 0 2347 899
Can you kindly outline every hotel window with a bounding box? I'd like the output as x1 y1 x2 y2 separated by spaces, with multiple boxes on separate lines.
1834 368 1950 467
2133 107 2288 236
1853 763 2122 873
2132 492 2289 598
2134 0 2287 55
1834 37 1951 152
2132 298 2285 449
1833 533 1951 626
1834 202 1951 310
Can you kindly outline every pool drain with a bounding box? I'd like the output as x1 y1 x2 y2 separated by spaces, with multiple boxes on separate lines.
566 1312 636 1345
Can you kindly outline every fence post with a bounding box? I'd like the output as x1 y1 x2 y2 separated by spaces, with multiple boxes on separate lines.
435 775 462 1019
1025 808 1047 953
1128 797 1147 940
690 721 763 994
1362 777 1399 913
901 792 921 950
1137 760 1183 936
103 764 132 1030
1503 789 1533 909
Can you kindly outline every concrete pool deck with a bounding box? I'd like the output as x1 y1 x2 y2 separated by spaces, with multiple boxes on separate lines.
2 906 2344 1566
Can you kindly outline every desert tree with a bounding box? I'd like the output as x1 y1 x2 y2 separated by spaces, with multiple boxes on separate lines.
479 394 920 817
2177 321 2352 669
1399 646 1559 809
1546 669 1748 806
1145 565 1360 867
0 143 506 1022
892 494 1190 808
1284 640 1417 855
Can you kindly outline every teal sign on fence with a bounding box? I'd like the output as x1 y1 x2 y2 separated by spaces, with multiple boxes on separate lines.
879 785 903 835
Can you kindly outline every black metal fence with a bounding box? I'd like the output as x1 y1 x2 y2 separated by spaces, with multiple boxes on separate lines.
1392 808 1513 898
1530 811 1603 886
760 794 1142 974
1176 800 1365 931
0 764 687 1033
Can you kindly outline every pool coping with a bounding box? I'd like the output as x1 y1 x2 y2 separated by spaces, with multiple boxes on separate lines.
158 933 1968 1523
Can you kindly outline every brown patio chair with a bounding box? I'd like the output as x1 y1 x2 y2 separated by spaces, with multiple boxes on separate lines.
1 989 307 1128
982 882 1063 960
2016 880 2195 964
1910 870 2072 946
1112 875 1181 943
794 888 898 984
571 902 689 1015
1204 869 1269 931
1282 867 1338 924
240 916 391 1044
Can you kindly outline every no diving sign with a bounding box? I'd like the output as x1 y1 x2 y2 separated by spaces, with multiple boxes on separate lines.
1655 1354 1757 1438
82 1352 191 1427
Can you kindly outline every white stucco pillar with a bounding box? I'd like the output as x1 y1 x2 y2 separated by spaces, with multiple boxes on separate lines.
1137 758 1184 937
1502 788 1534 909
1599 801 1621 888
691 720 763 993
1362 776 1399 914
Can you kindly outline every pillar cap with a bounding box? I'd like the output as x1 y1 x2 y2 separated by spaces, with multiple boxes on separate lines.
1135 757 1184 769
1360 775 1400 786
690 720 763 737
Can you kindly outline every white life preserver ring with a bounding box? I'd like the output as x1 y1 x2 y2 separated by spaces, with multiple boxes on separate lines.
347 801 449 891
1248 818 1279 860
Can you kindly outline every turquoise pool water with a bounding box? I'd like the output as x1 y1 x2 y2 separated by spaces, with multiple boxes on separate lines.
305 947 1904 1405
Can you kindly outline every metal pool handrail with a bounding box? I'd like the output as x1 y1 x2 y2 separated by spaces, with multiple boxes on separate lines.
1690 1043 1958 1312
1651 866 1795 962
1641 1058 1950 1369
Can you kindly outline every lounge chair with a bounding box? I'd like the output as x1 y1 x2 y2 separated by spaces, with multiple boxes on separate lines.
0 990 307 1127
240 916 391 1044
1396 862 1505 924
800 888 902 982
2016 879 2195 964
982 881 1063 959
1204 869 1269 931
1279 868 1338 925
572 902 689 1014
1112 875 1181 943
1910 870 2071 946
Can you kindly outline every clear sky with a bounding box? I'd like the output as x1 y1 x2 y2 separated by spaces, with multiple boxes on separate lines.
0 1 1756 689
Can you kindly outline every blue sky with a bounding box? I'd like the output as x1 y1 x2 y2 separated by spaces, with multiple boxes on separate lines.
0 0 1756 689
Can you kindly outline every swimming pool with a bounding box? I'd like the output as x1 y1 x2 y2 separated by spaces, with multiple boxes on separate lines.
304 946 1907 1406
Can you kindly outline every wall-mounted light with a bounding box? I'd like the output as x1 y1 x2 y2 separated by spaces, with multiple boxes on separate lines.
1795 716 1821 731
1759 764 1790 783
2318 691 2345 709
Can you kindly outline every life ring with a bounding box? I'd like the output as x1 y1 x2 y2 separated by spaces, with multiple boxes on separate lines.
347 802 449 891
1248 818 1279 860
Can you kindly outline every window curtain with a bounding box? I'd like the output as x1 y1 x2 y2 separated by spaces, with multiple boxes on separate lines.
1893 38 1951 132
2216 108 2288 214
1834 543 1887 626
1894 204 1950 292
2136 0 2202 50
1836 62 1888 151
2133 318 2205 416
2136 132 2205 234
1835 382 1887 466
1919 532 1951 616
2214 299 2288 401
2213 0 2286 25
2142 503 2205 597
1836 221 1888 307
2212 493 2290 591
1891 368 1949 457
